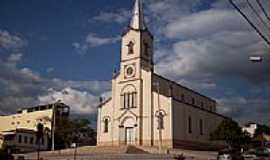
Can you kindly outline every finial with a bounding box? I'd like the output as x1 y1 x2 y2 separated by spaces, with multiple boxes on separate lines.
129 0 146 30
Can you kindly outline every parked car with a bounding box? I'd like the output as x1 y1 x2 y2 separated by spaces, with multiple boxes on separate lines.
256 147 270 157
217 149 244 160
242 149 257 159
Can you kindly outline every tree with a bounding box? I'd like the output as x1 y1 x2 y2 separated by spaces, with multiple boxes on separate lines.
210 119 251 149
54 118 96 150
253 124 270 146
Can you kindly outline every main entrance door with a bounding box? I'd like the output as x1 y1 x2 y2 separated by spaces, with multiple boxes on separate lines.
125 127 135 145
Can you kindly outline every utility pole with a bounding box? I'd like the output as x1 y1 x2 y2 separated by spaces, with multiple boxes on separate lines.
153 82 162 154
51 102 56 151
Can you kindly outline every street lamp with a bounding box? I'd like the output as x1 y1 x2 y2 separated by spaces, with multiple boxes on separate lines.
153 82 162 154
51 100 61 151
249 56 263 63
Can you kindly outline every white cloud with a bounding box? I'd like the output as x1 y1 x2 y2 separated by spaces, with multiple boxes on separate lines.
86 34 119 47
46 67 54 73
0 30 26 49
92 9 130 24
0 56 111 115
155 5 270 86
8 53 23 63
73 33 119 55
38 88 99 115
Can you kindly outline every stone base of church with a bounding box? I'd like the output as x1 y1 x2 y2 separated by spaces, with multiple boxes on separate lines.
97 139 225 151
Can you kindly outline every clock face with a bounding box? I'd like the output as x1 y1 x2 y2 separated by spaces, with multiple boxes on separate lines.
125 65 136 78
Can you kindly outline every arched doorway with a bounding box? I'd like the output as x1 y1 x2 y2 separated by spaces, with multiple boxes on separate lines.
120 117 136 145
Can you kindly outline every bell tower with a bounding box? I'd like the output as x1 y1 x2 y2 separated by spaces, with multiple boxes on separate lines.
120 0 154 81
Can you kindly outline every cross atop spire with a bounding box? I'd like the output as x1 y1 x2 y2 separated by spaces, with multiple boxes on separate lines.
129 0 146 30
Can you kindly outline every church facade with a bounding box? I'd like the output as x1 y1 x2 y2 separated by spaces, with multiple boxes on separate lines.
97 0 227 149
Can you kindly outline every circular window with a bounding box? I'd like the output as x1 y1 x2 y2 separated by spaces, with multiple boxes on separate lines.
126 67 134 76
125 65 135 78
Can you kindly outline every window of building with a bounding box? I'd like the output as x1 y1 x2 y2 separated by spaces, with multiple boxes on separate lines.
30 137 34 144
18 135 22 143
127 41 134 54
200 119 203 135
121 92 137 109
188 116 192 134
24 136 28 144
104 119 109 133
192 98 195 105
157 112 164 130
181 94 185 102
201 102 204 108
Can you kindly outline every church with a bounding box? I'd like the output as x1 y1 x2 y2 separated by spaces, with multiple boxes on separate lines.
97 0 227 150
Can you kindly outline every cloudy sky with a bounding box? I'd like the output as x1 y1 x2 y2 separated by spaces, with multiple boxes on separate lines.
0 0 270 125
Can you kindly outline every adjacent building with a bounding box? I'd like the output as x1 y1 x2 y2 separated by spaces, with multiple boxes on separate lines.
0 102 70 152
0 129 48 153
242 122 258 138
97 0 227 150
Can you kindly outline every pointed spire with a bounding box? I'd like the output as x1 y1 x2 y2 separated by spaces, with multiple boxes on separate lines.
129 0 146 30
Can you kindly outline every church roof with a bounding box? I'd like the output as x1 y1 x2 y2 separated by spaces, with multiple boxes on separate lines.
129 0 146 30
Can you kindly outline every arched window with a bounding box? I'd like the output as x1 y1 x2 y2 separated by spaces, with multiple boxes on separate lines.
127 41 134 54
200 119 203 135
156 110 166 130
18 135 22 143
181 94 185 102
121 85 137 109
191 98 195 105
104 119 109 133
188 116 192 134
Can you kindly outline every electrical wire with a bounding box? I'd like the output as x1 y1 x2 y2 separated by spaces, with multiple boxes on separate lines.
246 0 270 32
229 0 270 46
256 0 270 22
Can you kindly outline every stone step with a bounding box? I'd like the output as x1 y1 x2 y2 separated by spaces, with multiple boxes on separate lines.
35 154 178 160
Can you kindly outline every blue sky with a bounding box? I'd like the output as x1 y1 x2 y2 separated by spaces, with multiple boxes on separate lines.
1 0 270 125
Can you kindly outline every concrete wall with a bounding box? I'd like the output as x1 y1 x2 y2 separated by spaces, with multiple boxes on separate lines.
172 99 224 150
0 109 53 133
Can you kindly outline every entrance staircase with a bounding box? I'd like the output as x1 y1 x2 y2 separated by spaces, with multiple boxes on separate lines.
26 146 181 160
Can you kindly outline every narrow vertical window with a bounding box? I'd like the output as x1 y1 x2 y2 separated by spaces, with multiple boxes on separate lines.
144 42 149 56
18 135 22 143
30 137 34 144
127 41 134 54
127 93 130 108
24 136 28 144
104 119 109 133
188 116 192 134
201 102 204 108
200 119 203 135
181 94 185 102
192 98 195 105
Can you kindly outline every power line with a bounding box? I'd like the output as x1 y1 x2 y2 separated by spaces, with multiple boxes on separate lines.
246 0 270 32
229 0 270 47
256 0 270 23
